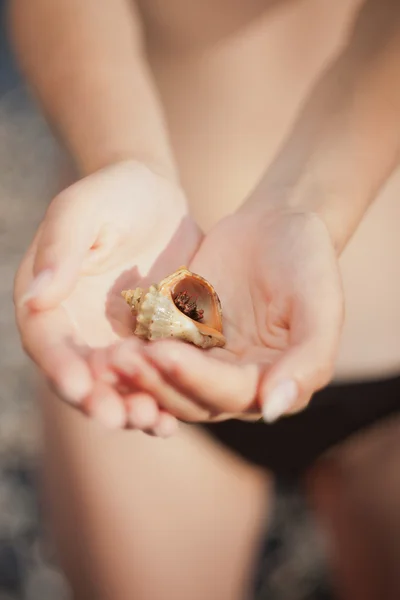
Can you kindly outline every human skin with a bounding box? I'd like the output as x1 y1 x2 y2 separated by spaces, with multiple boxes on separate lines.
12 0 400 430
10 0 199 434
93 0 400 427
9 0 400 598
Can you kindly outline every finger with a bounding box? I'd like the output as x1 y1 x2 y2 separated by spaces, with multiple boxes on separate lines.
17 305 93 405
110 340 212 422
88 347 119 386
260 275 344 423
86 381 126 429
19 190 98 310
88 348 162 431
151 411 180 438
143 340 259 414
15 234 94 404
96 344 181 434
125 392 161 430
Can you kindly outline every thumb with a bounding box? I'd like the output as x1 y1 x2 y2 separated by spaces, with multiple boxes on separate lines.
260 278 344 423
20 193 98 310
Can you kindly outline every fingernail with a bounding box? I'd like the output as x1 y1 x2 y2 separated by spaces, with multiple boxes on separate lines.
19 269 53 307
262 379 298 423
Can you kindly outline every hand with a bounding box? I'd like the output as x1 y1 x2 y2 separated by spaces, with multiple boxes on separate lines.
113 206 344 424
14 160 201 433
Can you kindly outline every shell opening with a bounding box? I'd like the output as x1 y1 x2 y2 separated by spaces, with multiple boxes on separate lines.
173 291 204 322
171 277 221 329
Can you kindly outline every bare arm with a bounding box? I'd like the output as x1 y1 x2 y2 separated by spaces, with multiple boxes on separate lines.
8 0 176 178
249 0 400 253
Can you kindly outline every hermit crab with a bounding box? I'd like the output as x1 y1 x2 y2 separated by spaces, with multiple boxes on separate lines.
121 266 226 349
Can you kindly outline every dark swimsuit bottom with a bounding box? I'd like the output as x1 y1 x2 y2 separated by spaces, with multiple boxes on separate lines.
204 374 400 600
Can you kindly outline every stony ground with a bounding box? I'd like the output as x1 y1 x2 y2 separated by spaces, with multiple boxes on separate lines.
0 7 72 594
0 77 72 597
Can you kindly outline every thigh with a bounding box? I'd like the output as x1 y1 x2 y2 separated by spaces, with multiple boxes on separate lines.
40 385 270 600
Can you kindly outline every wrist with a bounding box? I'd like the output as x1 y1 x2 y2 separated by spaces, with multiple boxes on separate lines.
242 173 365 256
75 139 179 183
243 120 393 256
243 48 400 255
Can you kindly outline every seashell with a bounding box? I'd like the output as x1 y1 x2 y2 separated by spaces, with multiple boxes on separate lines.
121 266 226 349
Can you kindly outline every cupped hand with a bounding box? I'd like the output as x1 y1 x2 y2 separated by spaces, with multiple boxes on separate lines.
113 206 344 424
14 160 202 433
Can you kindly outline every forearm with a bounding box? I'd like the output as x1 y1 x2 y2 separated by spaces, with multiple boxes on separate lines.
9 0 176 178
250 0 400 254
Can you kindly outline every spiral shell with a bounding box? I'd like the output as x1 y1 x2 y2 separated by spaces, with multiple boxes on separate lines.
121 266 225 348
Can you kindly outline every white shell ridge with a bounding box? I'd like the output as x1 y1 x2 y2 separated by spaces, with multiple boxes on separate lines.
122 266 225 349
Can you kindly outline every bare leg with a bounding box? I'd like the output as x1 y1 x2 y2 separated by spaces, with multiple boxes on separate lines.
40 382 400 600
40 385 271 600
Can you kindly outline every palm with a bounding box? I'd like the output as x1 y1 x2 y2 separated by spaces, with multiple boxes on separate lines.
61 223 199 350
17 218 200 361
168 209 344 419
15 162 202 414
57 166 201 350
69 207 343 427
189 213 297 363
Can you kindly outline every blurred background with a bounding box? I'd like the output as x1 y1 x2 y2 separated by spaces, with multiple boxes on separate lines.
0 1 70 597
0 1 399 598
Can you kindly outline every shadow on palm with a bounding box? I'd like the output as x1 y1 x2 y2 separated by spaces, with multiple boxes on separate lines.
63 216 202 351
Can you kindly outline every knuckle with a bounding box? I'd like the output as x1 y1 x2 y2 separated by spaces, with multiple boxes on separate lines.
43 188 84 231
52 186 80 209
